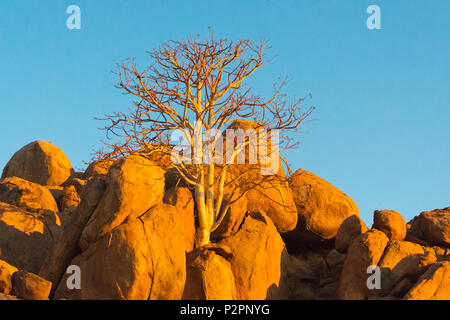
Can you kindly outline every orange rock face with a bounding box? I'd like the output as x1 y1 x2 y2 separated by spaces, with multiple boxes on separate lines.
0 202 62 274
377 240 436 297
54 203 186 300
373 210 407 240
218 211 289 300
38 178 106 293
60 185 80 211
163 186 196 252
209 168 297 240
2 140 73 186
245 176 298 234
403 262 450 300
407 207 450 247
285 169 359 247
183 244 237 300
83 159 114 179
0 176 59 213
0 260 18 295
2 139 448 301
210 179 249 240
213 120 298 237
79 155 165 250
337 229 389 300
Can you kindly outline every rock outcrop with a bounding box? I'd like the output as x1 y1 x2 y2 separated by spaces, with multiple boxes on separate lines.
54 203 186 300
11 270 52 300
212 120 298 238
376 240 436 297
245 177 298 234
211 176 295 240
0 202 62 274
83 159 114 179
183 244 237 300
2 141 73 186
38 178 106 292
0 177 59 213
335 215 367 253
0 293 18 300
407 207 450 248
163 186 195 252
334 208 449 300
79 155 165 250
0 260 18 295
403 262 450 300
0 140 448 301
59 185 80 211
373 210 407 241
218 211 289 300
337 229 389 300
211 185 248 239
285 169 359 248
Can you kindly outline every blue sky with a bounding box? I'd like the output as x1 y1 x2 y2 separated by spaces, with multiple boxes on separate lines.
0 1 448 225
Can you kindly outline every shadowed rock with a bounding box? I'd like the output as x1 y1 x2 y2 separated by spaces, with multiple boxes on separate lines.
38 178 106 296
11 270 52 300
335 215 367 253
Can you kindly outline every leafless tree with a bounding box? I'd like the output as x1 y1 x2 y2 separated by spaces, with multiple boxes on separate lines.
96 32 314 247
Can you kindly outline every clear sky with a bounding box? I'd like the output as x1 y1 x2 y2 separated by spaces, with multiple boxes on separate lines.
0 1 448 225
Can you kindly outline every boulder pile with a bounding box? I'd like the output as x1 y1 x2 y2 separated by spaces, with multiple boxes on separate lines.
0 140 448 300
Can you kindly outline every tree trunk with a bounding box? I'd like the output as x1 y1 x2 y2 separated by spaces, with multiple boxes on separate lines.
194 169 212 247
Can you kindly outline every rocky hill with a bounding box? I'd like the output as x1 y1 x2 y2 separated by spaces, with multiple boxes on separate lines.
0 140 448 300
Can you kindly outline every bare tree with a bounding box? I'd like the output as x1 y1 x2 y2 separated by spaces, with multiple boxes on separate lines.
96 32 314 247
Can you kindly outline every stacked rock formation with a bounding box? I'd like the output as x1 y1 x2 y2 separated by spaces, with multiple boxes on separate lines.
0 140 448 300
